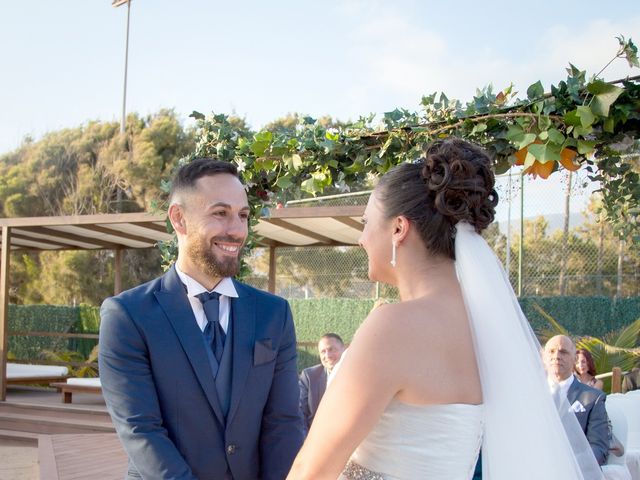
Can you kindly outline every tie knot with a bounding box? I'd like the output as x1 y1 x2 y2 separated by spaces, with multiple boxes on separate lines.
196 291 220 304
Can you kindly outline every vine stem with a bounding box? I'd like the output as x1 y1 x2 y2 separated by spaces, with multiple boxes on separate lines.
359 112 563 144
426 112 562 136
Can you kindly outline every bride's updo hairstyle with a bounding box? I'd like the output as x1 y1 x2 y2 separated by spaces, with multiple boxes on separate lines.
375 137 498 259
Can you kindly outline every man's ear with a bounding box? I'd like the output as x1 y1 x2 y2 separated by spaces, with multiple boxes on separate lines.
168 203 187 235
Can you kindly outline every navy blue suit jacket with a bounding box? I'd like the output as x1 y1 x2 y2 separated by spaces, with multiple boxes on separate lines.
99 266 304 479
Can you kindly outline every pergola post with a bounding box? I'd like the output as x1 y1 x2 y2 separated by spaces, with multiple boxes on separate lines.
114 248 123 295
268 246 277 294
0 226 11 401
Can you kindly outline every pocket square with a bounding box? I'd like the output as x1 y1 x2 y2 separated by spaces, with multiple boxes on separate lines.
570 400 586 413
254 338 277 366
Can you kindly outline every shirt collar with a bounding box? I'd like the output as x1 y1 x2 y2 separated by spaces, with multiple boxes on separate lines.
175 264 239 298
548 373 575 390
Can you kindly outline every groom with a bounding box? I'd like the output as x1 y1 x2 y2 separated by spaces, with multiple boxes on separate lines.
99 159 304 479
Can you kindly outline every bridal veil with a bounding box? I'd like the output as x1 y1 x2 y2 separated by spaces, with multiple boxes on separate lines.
455 222 603 480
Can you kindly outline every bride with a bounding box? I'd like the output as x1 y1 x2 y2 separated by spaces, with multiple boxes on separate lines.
286 138 603 479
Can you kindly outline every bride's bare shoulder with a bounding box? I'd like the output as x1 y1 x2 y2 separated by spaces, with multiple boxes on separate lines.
354 296 465 349
354 300 431 343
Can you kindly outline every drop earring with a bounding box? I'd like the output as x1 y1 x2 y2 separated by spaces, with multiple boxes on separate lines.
390 242 397 267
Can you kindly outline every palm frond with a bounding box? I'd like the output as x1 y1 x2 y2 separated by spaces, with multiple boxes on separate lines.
578 337 640 374
609 317 640 348
533 302 570 342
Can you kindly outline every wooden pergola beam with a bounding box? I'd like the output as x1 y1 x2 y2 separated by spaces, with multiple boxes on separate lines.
261 218 335 245
0 227 10 401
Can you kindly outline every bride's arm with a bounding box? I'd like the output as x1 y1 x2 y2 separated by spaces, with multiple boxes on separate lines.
287 307 405 480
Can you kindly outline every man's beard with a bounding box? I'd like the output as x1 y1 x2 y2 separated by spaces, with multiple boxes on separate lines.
186 233 243 279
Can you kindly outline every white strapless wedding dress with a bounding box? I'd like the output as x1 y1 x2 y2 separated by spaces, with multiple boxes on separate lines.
339 399 483 480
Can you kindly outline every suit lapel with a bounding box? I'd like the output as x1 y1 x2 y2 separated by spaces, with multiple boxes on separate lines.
226 280 256 424
154 266 225 425
566 376 579 404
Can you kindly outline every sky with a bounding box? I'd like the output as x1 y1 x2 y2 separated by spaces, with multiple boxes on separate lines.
1 0 639 218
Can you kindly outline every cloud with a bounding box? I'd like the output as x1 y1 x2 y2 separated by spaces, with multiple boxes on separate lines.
342 6 640 111
533 18 640 83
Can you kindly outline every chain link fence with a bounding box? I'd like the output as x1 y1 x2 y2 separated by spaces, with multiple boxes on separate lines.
244 169 638 300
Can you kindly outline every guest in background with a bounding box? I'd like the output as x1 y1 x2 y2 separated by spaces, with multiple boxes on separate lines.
575 348 604 390
544 335 609 466
299 333 346 431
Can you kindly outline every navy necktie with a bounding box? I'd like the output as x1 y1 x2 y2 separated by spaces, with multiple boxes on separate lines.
196 291 225 363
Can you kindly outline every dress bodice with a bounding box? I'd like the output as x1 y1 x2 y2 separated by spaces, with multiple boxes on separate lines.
342 400 483 480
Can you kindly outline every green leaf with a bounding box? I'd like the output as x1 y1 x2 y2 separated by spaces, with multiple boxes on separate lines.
577 139 597 155
494 157 512 175
506 126 536 149
379 136 394 157
527 81 544 100
325 131 340 142
254 131 273 143
528 142 561 163
283 154 303 171
291 153 303 170
275 175 293 188
300 177 318 195
538 116 551 131
564 110 581 127
587 80 624 116
471 122 487 134
522 151 537 168
250 131 273 156
576 106 596 128
603 117 615 133
189 111 205 120
572 125 593 138
254 157 275 171
547 128 565 144
617 35 640 68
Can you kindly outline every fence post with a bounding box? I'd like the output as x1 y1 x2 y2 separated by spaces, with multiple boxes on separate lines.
612 366 622 393
268 246 277 294
518 173 524 297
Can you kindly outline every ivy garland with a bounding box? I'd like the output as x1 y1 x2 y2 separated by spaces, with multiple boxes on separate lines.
160 37 639 267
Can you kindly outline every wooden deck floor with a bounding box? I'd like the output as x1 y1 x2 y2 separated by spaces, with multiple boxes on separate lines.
39 434 127 480
3 386 128 479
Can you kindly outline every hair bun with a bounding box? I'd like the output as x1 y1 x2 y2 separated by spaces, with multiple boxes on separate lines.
421 139 497 233
376 137 498 260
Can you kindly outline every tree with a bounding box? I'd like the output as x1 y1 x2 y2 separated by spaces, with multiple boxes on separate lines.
0 110 194 305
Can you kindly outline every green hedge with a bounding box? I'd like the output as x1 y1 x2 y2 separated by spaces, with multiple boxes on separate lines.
9 297 639 370
290 298 376 343
68 305 100 358
8 305 79 360
291 296 640 344
519 296 640 337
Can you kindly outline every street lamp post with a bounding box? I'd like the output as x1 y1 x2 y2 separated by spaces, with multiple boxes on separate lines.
112 0 132 134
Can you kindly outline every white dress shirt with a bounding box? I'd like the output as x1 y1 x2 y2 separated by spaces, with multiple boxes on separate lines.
175 265 238 333
548 373 575 399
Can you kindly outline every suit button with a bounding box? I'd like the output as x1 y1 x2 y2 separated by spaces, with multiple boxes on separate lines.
227 444 237 455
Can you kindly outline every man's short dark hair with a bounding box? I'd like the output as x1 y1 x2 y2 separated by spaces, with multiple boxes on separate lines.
320 333 344 345
169 158 239 202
